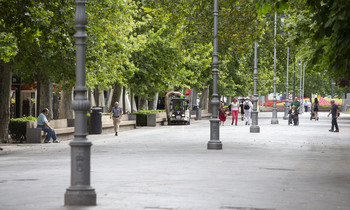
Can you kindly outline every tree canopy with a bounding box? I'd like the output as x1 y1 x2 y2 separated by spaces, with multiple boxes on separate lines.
1 0 349 100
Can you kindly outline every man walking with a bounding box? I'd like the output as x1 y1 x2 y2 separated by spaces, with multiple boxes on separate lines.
304 100 308 112
243 98 252 125
110 101 123 136
328 99 339 132
290 97 300 111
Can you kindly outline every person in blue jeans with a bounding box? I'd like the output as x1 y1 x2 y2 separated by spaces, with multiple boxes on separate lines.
37 108 59 143
328 100 339 132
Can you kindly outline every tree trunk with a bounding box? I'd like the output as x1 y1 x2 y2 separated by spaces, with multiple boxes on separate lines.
199 86 209 110
111 83 122 109
53 92 59 119
59 88 73 119
149 92 159 110
94 86 99 107
39 77 52 119
190 88 198 108
122 86 126 113
36 74 41 117
0 61 11 143
138 95 148 110
227 96 232 105
130 88 134 113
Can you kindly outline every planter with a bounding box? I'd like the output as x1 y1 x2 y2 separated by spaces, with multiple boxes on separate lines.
136 113 156 126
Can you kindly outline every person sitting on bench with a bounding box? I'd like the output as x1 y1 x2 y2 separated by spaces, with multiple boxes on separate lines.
37 108 59 143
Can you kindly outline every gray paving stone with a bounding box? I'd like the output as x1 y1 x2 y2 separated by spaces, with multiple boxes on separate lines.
0 111 349 210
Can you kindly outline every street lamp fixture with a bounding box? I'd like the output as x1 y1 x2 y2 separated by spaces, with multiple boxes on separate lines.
299 59 303 114
283 47 290 120
271 11 279 124
65 0 97 206
208 0 222 150
250 21 260 133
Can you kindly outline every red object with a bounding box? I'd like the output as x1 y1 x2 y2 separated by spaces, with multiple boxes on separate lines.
219 114 226 121
11 83 59 91
184 89 192 96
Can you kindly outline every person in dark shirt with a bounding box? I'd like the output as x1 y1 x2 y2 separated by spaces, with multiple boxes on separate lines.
288 105 299 125
327 99 339 132
313 98 320 120
290 97 300 111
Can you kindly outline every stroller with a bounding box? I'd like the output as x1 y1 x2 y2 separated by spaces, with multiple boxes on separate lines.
310 110 316 120
310 103 317 120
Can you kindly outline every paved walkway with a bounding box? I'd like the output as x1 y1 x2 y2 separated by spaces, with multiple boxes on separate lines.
1 111 350 210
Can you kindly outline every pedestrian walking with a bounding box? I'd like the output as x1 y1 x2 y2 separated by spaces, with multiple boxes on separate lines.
328 99 339 132
304 100 308 112
290 97 301 111
110 101 123 136
239 98 244 121
243 98 253 125
312 98 319 120
37 108 59 143
218 102 228 126
307 100 311 113
230 97 239 126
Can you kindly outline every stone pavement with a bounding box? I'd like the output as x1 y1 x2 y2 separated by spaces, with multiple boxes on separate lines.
0 111 350 210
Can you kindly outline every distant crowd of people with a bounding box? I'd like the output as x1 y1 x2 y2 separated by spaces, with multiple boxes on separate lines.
217 96 340 132
33 96 340 143
218 97 253 126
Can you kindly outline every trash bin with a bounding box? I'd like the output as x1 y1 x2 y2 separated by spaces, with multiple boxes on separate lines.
194 105 200 121
90 107 102 134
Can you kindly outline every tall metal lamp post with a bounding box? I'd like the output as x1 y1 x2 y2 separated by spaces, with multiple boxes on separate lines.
299 59 303 114
271 11 279 124
280 14 289 120
331 78 334 99
283 47 290 120
293 62 296 99
208 0 222 150
302 62 305 111
65 0 97 206
250 21 260 133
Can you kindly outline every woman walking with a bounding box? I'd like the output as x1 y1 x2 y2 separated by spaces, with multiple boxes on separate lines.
312 98 319 120
230 98 239 126
218 102 228 126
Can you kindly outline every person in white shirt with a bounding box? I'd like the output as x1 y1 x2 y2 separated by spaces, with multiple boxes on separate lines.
307 100 311 112
230 97 239 126
304 100 308 112
243 98 253 125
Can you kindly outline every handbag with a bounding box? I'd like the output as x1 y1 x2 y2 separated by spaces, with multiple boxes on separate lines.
224 111 229 117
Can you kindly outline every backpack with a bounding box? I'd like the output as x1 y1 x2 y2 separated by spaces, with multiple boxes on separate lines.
244 101 250 110
314 102 319 109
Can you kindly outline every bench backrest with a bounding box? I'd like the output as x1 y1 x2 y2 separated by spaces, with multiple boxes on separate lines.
28 119 68 129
